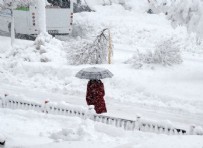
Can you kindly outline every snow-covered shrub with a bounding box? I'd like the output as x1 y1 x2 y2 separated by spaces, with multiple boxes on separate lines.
125 50 154 69
67 29 111 65
153 37 182 66
126 37 182 68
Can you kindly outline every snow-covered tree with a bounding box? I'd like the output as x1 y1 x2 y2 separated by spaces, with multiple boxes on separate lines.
148 0 203 39
68 29 113 65
169 0 203 39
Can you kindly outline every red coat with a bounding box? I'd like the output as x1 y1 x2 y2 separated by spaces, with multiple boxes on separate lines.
86 80 107 114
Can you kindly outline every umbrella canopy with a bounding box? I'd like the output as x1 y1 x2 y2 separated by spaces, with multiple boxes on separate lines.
75 67 113 80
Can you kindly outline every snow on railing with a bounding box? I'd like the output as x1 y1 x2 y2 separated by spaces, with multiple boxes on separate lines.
91 114 189 135
0 95 202 135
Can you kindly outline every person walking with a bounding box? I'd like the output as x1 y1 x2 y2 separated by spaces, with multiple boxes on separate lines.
75 67 113 114
86 79 107 114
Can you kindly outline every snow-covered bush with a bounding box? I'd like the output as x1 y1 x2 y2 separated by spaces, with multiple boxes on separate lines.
67 29 112 65
126 37 182 68
153 37 182 66
125 50 153 69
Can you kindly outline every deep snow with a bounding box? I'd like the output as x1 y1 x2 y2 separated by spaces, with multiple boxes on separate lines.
0 1 203 147
0 108 203 148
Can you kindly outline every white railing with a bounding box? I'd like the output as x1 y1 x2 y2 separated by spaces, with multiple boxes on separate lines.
0 95 202 135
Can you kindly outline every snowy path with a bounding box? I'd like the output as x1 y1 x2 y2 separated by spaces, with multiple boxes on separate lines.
107 100 203 129
1 82 202 130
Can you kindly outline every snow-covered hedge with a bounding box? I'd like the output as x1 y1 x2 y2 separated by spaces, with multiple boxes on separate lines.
126 37 182 68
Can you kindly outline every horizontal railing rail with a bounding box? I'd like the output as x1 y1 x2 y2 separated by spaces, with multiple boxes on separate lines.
0 95 202 135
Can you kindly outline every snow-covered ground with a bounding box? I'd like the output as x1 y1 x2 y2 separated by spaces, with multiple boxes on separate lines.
0 1 203 147
1 108 203 148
